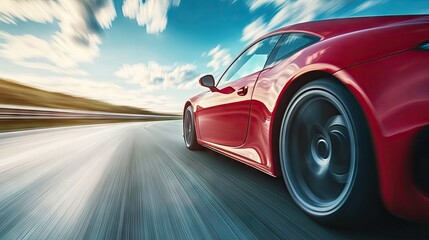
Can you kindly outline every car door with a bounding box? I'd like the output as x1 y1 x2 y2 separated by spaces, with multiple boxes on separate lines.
248 32 322 155
196 35 281 147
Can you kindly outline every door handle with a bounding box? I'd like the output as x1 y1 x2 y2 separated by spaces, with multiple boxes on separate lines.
237 86 248 96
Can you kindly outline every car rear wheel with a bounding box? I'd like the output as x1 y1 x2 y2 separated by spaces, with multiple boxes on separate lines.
279 79 379 226
183 106 200 150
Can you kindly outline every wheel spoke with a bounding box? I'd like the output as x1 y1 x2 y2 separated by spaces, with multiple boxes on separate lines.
326 115 351 184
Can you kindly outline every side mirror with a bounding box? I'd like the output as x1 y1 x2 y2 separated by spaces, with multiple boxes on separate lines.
199 74 218 92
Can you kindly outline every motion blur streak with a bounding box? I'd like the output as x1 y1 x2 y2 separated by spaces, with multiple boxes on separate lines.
0 121 427 239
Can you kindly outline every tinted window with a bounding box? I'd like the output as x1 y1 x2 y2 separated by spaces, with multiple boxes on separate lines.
266 33 319 67
219 35 281 85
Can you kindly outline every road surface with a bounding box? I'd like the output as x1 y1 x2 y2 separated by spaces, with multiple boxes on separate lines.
0 121 427 239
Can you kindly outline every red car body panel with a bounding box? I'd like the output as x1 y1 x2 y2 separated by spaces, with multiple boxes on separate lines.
196 72 258 147
334 50 429 222
185 15 429 221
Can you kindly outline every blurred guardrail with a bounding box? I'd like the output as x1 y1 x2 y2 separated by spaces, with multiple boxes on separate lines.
0 105 178 120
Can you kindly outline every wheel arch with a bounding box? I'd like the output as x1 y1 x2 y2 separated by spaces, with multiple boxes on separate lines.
183 101 192 117
270 70 378 180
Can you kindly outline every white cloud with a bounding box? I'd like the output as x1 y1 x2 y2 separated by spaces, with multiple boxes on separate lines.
122 0 180 33
0 0 59 24
96 1 117 29
241 17 270 43
115 61 199 91
242 0 344 43
0 31 100 72
247 0 285 11
0 72 178 113
352 1 384 13
0 0 117 75
206 45 232 72
12 61 89 76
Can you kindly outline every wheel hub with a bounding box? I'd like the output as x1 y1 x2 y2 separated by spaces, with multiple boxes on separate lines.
316 138 329 159
308 125 332 176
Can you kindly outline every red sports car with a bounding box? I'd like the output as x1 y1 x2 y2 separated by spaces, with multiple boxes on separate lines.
183 15 429 225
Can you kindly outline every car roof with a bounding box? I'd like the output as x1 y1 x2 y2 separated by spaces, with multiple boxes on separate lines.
259 15 429 41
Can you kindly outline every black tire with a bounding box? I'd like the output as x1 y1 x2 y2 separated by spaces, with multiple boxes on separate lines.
279 79 379 227
183 106 201 150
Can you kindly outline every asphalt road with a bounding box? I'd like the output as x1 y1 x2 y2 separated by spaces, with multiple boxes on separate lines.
0 121 428 240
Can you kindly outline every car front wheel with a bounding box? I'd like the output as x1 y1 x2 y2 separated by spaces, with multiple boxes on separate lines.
183 106 200 150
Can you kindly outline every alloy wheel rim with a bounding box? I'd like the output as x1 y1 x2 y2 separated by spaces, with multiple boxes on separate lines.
280 89 357 216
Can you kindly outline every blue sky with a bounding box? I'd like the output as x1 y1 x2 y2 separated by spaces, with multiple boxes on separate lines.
0 0 428 113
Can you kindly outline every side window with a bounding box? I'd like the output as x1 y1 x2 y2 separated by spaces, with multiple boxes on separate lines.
266 33 320 68
219 35 281 85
